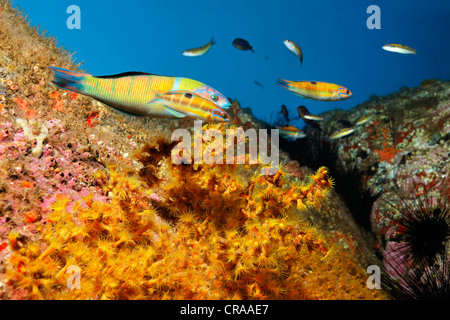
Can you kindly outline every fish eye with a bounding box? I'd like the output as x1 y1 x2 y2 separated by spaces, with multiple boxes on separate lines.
221 112 230 121
211 94 218 101
184 93 193 98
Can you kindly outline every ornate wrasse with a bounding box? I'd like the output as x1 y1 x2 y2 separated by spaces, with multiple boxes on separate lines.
329 127 355 139
48 67 231 119
278 125 306 140
277 79 352 101
150 90 230 122
355 113 373 126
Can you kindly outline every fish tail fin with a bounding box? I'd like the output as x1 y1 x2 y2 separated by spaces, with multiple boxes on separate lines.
210 37 216 45
276 78 290 89
48 66 88 94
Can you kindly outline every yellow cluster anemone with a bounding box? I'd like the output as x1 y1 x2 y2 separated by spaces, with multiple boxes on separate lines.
5 123 387 299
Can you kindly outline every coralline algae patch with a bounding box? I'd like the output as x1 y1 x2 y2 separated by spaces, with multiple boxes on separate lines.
0 116 109 255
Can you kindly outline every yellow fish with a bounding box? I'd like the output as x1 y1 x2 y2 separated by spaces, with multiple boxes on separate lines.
329 127 355 139
150 90 231 122
355 113 373 126
277 79 352 101
278 125 306 140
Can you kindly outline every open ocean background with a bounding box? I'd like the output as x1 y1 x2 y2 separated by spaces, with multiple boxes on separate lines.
11 0 450 123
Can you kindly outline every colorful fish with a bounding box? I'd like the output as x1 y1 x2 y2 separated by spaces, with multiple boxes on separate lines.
232 38 254 52
355 113 373 126
277 79 353 101
283 40 303 66
382 44 416 54
329 127 355 139
297 106 321 131
149 90 230 122
48 67 232 121
278 125 306 141
182 37 216 57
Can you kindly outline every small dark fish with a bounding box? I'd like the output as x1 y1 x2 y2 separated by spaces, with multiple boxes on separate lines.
232 38 254 52
337 119 352 128
254 81 264 89
281 104 289 123
297 106 321 131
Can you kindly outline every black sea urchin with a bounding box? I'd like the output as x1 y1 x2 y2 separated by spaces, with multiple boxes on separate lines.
398 206 450 265
388 190 450 266
381 177 450 299
382 256 450 300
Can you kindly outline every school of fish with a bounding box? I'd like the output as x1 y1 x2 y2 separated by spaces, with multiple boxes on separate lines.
49 35 412 138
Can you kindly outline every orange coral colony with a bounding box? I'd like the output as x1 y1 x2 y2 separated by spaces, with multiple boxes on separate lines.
5 124 386 300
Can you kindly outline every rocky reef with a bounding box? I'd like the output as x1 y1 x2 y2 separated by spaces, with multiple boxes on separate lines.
289 79 449 299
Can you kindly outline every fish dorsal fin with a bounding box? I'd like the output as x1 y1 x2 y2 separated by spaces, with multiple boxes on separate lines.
278 125 297 131
94 71 177 79
95 71 154 79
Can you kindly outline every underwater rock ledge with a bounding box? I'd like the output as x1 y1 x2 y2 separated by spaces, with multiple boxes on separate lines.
292 78 449 298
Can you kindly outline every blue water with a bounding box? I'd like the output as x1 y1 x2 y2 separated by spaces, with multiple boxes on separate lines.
11 0 450 122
